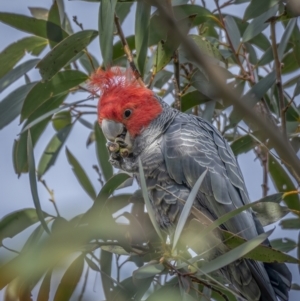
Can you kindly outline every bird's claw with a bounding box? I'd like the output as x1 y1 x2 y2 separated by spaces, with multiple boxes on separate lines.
115 137 128 148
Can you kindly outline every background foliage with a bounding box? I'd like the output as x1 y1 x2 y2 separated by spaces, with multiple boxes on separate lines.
1 0 300 300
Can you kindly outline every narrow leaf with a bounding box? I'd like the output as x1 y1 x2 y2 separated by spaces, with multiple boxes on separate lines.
0 82 36 130
224 16 241 52
197 229 274 275
66 147 96 200
172 169 208 251
94 122 113 181
133 261 165 280
0 36 47 79
243 0 279 21
21 70 88 121
37 269 52 301
37 30 98 80
99 0 118 67
138 158 164 241
0 59 39 93
269 153 300 210
27 131 50 234
0 12 68 42
135 0 151 76
278 18 297 61
0 209 49 244
53 254 84 301
271 238 297 252
243 5 278 42
37 125 72 178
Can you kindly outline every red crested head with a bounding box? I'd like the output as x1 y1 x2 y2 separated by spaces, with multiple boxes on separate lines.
90 68 162 137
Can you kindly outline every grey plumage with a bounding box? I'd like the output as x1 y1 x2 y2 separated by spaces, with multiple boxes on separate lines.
108 98 291 301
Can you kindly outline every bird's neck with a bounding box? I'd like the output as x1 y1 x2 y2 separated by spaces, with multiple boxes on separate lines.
132 99 178 156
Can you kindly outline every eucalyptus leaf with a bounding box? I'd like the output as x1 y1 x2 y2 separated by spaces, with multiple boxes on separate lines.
0 59 39 93
99 0 118 67
172 169 208 251
27 131 50 234
53 254 84 301
66 147 96 200
37 30 98 80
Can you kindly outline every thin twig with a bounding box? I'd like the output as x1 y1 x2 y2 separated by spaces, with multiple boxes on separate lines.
73 15 84 30
214 0 248 77
39 178 60 217
212 0 234 13
270 19 287 139
114 14 145 87
78 266 89 301
254 146 269 197
173 51 181 111
92 165 104 186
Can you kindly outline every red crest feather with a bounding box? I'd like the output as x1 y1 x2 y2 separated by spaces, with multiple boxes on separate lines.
89 67 162 137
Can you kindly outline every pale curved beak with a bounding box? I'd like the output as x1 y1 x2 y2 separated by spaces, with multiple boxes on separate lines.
101 119 124 141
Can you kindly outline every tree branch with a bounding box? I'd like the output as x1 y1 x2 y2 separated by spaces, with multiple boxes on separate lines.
114 14 145 87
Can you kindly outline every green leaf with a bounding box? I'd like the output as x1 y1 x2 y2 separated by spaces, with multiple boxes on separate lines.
0 209 49 244
138 158 164 241
48 0 64 48
0 59 39 93
21 70 88 121
182 35 226 63
230 134 256 156
278 18 297 61
100 245 131 255
27 131 50 234
271 238 297 252
153 15 195 72
243 0 279 21
66 147 96 200
0 36 47 79
268 153 300 210
37 30 98 80
253 200 289 227
172 169 208 251
181 90 210 112
100 250 113 300
95 173 131 203
21 223 47 252
37 125 72 179
280 218 300 229
135 0 151 76
197 229 273 275
112 35 135 61
52 111 72 131
14 115 51 175
282 51 300 74
37 269 52 301
99 0 118 67
224 16 240 52
257 46 273 66
133 261 165 280
116 2 133 24
53 254 84 301
222 229 299 263
0 12 68 42
28 7 49 20
196 193 283 241
230 71 276 124
79 52 99 75
243 5 278 42
94 122 113 181
0 82 36 130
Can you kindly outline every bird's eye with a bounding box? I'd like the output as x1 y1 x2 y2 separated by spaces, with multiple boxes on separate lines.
124 109 132 118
